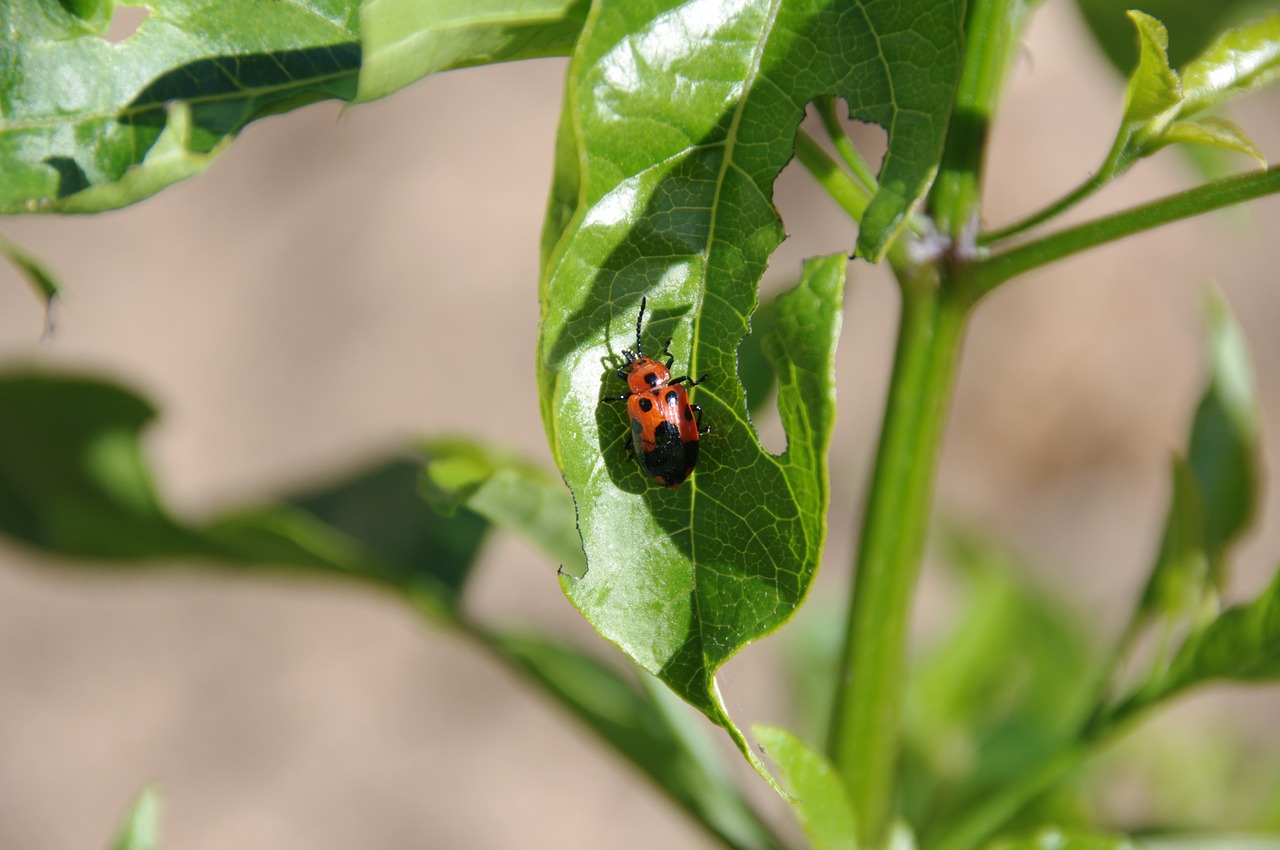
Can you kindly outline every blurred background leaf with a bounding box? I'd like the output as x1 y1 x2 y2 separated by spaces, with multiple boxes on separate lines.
1074 0 1277 74
903 533 1097 843
107 786 161 850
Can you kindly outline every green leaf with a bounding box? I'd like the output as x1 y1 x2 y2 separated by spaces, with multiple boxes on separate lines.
1135 455 1208 626
544 247 845 781
755 724 857 850
1188 289 1262 579
1075 0 1269 74
1096 290 1265 729
1115 569 1280 722
904 532 1095 841
1159 117 1267 167
0 370 489 619
0 230 59 303
494 633 784 850
0 370 215 558
356 0 589 103
538 0 963 270
419 438 585 577
541 93 583 269
211 458 491 619
1094 11 1274 188
1121 11 1182 135
108 786 161 850
1175 12 1280 117
539 0 962 769
1 0 360 214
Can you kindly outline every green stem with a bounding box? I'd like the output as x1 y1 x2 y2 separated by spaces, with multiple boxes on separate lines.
815 96 880 192
972 165 1280 296
795 129 873 223
929 0 1022 240
978 171 1108 245
828 270 971 849
824 0 1020 841
930 744 1090 850
931 685 1158 850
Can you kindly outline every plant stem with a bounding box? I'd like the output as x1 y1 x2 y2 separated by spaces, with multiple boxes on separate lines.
795 130 874 223
978 171 1108 245
929 743 1089 850
828 267 971 849
931 687 1156 850
815 96 880 192
972 164 1280 295
929 0 1023 240
825 0 1019 842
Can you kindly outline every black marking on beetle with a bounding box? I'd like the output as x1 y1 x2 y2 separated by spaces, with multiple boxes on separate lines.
683 404 693 421
644 372 659 387
638 396 653 413
665 390 679 406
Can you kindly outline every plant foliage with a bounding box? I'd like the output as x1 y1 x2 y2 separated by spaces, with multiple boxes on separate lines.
2 1 1280 849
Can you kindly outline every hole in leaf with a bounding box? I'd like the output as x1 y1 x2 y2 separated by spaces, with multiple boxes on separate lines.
102 6 148 42
738 291 785 456
744 101 880 457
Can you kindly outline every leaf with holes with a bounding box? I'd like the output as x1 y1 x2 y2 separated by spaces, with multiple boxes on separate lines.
537 0 962 779
0 0 360 213
545 250 844 782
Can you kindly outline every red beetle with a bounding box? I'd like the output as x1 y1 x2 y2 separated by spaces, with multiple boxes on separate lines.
604 298 708 488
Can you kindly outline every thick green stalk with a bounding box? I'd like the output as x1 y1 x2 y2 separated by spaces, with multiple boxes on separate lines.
825 0 1018 842
929 0 1022 239
828 268 971 849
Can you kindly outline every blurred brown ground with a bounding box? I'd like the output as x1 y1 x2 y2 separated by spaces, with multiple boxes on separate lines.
1 4 1279 848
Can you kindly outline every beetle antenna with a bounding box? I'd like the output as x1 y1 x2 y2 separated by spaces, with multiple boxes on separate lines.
635 296 647 356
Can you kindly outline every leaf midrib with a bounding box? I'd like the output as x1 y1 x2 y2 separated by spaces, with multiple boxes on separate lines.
688 0 787 670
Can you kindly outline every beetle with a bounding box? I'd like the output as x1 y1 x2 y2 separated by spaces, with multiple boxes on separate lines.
603 297 708 488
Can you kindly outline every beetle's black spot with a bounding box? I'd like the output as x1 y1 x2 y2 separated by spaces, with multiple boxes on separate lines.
665 390 679 406
638 420 698 488
638 397 653 413
683 404 693 421
653 420 680 442
644 372 659 387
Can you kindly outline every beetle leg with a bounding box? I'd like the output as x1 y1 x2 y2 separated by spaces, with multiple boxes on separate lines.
660 338 675 370
691 404 710 435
